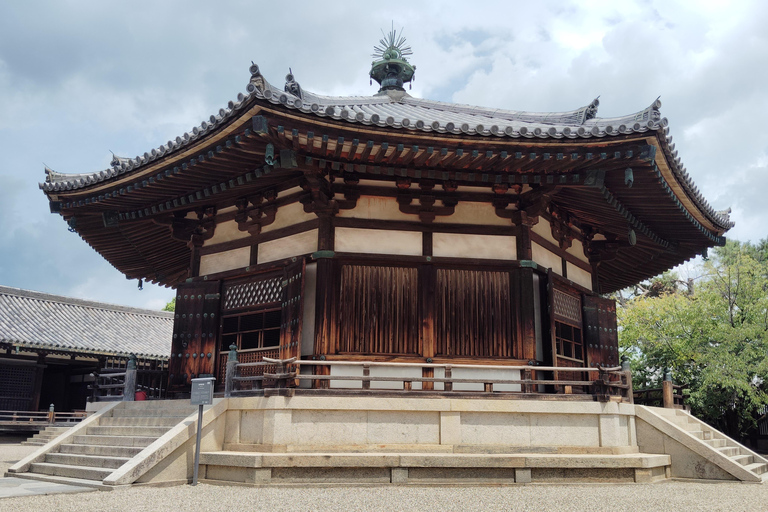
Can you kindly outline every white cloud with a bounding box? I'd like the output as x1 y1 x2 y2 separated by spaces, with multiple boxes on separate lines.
1 0 767 306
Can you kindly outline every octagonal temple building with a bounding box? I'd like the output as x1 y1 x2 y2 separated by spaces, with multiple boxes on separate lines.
40 34 732 397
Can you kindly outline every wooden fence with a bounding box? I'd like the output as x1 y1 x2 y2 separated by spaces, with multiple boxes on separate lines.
88 355 168 402
0 408 87 428
223 352 633 402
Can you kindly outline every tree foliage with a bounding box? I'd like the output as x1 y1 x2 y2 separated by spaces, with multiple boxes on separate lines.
619 240 768 439
162 297 176 312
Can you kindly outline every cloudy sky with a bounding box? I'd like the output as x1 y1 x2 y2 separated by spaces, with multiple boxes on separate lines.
1 0 766 309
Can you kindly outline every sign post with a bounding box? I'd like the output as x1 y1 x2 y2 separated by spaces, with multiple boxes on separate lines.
190 377 215 486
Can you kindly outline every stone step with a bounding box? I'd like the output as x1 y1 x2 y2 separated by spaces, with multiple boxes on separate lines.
72 434 156 447
45 452 130 469
717 446 740 457
110 408 195 418
689 430 714 441
59 443 144 457
200 451 671 484
85 425 171 437
702 438 727 448
745 462 768 475
29 462 113 481
731 454 753 466
120 400 195 410
99 416 185 427
9 471 110 490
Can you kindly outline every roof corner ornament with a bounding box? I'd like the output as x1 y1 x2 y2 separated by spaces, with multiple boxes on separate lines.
583 97 600 122
284 68 303 99
716 207 732 224
370 24 416 93
44 164 57 183
109 151 130 169
247 62 265 94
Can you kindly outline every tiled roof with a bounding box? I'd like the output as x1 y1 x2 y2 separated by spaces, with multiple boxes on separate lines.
38 64 733 231
0 286 173 359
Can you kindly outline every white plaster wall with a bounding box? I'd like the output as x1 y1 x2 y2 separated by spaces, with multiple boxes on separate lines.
566 239 589 264
432 233 517 260
334 227 422 256
448 368 522 392
531 218 559 246
199 246 250 276
358 179 397 188
204 220 250 247
532 242 563 275
257 229 318 264
330 365 425 390
566 262 592 291
433 201 509 226
277 186 302 199
261 202 316 234
336 195 415 222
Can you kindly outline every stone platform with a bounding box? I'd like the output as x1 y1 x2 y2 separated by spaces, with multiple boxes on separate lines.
9 396 766 486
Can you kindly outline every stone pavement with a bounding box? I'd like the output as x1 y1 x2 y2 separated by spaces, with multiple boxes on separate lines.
0 476 95 499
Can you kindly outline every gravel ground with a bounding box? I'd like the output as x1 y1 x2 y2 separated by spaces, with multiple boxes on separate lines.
0 481 766 512
2 436 767 511
0 435 34 475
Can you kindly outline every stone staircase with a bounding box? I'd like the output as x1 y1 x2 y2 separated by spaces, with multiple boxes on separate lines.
12 401 197 487
22 426 71 446
636 406 768 482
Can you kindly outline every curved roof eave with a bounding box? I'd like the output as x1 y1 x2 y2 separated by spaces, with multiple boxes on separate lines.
39 66 733 234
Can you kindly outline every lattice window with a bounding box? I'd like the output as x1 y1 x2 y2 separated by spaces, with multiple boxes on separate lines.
553 289 581 325
223 277 281 310
0 364 36 411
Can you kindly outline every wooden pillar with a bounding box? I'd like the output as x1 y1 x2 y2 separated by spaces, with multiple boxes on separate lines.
662 370 674 408
517 223 533 261
419 264 436 361
31 353 46 411
224 344 238 398
511 268 537 361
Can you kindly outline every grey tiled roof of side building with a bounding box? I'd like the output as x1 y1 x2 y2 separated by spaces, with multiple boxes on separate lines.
0 286 173 359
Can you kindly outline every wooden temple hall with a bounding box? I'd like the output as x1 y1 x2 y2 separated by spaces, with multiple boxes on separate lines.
40 31 732 399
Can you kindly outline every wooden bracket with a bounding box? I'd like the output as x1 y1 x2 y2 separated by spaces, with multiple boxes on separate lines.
235 190 277 235
396 181 456 223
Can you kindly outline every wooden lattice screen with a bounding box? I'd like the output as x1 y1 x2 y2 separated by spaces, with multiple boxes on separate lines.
223 276 282 310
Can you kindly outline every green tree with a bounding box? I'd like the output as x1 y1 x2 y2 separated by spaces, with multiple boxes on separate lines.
162 297 176 312
619 240 768 440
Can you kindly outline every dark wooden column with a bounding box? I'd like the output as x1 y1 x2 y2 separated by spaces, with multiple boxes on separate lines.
31 353 46 411
511 268 537 361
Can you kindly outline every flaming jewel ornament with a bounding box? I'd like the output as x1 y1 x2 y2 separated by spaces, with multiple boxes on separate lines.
370 25 416 93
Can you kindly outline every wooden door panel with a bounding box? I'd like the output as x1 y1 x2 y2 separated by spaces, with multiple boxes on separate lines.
169 280 220 392
583 295 619 367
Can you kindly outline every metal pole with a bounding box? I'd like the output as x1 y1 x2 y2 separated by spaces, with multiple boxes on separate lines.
192 403 203 486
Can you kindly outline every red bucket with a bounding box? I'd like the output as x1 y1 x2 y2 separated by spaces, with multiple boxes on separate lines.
135 390 147 401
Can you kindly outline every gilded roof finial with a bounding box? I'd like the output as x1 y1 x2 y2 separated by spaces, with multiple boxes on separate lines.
370 23 415 93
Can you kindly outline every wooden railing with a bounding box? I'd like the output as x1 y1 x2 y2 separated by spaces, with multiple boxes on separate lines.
0 407 87 427
88 354 168 402
223 351 633 403
634 380 686 409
